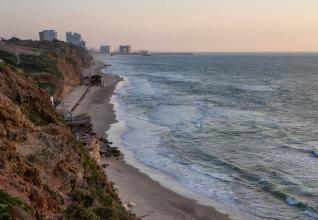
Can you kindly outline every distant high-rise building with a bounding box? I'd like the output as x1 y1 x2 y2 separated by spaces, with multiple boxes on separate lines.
39 30 57 41
119 45 132 55
66 32 86 48
100 45 112 54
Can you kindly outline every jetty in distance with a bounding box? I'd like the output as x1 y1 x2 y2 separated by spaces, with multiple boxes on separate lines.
149 52 194 56
127 51 194 56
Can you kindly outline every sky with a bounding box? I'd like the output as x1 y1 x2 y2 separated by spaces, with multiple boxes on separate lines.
1 0 318 52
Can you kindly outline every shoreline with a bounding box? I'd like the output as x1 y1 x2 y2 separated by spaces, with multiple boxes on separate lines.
106 156 235 220
60 57 251 220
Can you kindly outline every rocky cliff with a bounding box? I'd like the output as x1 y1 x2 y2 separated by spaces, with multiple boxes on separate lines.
0 42 138 220
0 38 92 98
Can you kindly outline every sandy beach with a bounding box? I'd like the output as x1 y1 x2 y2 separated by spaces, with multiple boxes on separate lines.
58 59 121 135
60 60 250 220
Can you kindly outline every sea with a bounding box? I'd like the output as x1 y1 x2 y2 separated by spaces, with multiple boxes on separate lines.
100 53 318 220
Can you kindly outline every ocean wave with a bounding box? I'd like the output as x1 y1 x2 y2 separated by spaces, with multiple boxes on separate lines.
236 85 274 92
203 153 318 218
276 145 318 159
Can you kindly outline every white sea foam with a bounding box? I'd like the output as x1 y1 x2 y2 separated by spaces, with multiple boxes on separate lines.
237 85 273 92
107 77 252 220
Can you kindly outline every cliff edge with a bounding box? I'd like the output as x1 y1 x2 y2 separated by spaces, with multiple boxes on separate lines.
0 38 92 98
0 40 138 220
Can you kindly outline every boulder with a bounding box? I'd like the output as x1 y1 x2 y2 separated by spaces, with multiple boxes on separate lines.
128 201 136 208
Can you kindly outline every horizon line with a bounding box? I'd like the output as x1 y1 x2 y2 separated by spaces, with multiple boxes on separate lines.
2 37 318 54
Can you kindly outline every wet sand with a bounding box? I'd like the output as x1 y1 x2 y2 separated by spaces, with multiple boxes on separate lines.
106 156 241 220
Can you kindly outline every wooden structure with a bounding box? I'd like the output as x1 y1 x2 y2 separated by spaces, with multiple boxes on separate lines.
82 74 102 86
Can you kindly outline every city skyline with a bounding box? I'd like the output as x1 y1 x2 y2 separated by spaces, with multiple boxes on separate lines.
37 28 134 53
1 0 318 52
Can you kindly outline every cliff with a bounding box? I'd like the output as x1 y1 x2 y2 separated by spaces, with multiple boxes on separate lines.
0 41 138 220
0 38 92 98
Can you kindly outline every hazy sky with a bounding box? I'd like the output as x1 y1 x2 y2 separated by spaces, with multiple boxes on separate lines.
1 0 318 52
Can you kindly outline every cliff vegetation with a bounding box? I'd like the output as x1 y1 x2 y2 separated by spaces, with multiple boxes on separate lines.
0 40 138 220
0 38 92 97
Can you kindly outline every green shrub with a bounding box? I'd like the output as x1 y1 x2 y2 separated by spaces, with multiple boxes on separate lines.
6 37 20 43
54 99 61 107
94 189 112 207
19 54 62 77
44 186 64 204
65 205 99 220
69 191 95 208
93 207 113 219
37 82 56 95
0 50 17 66
0 190 30 219
0 62 9 72
19 104 44 125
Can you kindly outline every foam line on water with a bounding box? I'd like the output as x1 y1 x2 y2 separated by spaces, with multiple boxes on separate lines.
107 76 255 220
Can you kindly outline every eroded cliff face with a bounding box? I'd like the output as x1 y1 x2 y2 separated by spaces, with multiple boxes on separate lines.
0 52 137 219
0 39 92 98
43 43 92 97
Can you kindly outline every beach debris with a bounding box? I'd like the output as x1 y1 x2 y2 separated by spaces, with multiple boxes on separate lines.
99 137 121 157
122 201 136 210
113 185 119 193
100 145 121 158
123 204 129 210
71 127 101 159
68 115 122 164
127 201 136 208
110 181 119 192
101 163 109 168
